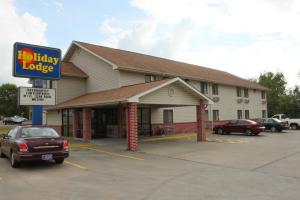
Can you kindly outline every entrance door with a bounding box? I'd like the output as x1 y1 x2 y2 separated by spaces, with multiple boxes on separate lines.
92 109 118 139
138 108 152 136
93 110 107 138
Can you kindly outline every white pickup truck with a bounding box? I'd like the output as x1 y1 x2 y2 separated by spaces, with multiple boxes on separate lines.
272 114 300 130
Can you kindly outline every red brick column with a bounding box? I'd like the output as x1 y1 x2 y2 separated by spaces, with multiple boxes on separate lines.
83 108 91 141
118 104 123 139
72 109 78 138
196 100 206 141
126 103 138 151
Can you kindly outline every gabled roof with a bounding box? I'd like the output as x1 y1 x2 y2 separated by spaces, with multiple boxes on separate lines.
64 41 268 91
47 78 213 110
61 61 88 78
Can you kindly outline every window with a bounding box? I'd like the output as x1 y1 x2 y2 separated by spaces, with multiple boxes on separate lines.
261 91 266 99
145 75 160 83
205 110 209 121
163 110 173 124
237 110 243 119
8 128 18 139
212 84 219 95
42 80 53 89
262 110 267 118
145 75 151 83
245 110 250 119
21 128 59 138
236 87 242 97
244 88 249 98
212 110 219 121
200 82 208 94
62 109 73 137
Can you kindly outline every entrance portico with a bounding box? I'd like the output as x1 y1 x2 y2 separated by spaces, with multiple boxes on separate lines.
48 78 213 151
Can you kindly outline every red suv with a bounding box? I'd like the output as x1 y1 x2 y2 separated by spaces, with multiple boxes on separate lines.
213 119 265 136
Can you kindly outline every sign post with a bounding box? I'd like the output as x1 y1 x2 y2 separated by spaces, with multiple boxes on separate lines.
13 42 61 125
32 79 43 125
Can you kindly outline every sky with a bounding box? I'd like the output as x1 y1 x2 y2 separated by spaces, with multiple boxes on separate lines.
0 0 299 88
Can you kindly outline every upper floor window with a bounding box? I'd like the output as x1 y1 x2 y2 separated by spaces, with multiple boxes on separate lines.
145 75 160 83
244 88 249 98
200 82 208 94
42 80 53 89
236 87 242 97
212 84 219 95
261 91 266 99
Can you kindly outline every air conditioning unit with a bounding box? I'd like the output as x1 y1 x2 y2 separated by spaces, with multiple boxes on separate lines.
262 100 267 104
212 97 220 103
237 98 243 104
244 99 250 104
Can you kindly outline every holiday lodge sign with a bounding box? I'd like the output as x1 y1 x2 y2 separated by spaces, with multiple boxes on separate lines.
13 42 61 79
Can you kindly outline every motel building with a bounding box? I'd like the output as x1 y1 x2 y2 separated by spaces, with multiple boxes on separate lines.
45 41 268 151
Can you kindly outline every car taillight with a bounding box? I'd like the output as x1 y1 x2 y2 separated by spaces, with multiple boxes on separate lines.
18 143 28 152
63 140 69 151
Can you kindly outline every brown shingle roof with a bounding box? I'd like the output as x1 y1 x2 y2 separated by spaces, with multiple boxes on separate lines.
61 61 88 78
48 79 170 109
74 41 268 90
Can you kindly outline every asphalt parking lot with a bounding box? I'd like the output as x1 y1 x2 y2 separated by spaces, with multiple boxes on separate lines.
1 130 300 200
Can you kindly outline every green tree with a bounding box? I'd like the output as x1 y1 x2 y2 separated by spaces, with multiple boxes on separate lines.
288 86 300 118
258 72 287 116
0 83 28 118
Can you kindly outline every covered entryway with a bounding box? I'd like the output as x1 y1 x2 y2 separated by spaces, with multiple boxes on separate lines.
48 77 213 151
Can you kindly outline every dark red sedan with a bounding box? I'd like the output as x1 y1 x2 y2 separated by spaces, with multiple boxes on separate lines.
213 119 265 136
0 126 69 168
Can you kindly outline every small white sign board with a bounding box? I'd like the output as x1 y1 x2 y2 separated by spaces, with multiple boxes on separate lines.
18 87 56 106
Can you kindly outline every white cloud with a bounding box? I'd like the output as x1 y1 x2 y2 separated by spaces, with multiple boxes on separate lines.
131 0 300 38
0 0 48 86
54 1 64 13
99 0 300 87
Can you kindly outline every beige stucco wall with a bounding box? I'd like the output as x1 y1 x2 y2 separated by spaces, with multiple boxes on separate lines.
139 82 199 124
120 71 145 86
151 81 267 124
56 77 86 104
139 82 200 106
46 110 62 126
151 106 196 124
70 47 121 92
201 83 267 120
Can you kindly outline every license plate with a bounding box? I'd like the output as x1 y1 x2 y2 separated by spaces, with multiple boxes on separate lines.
42 154 53 161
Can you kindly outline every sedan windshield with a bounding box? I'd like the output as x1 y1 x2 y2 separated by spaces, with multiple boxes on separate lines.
20 127 59 138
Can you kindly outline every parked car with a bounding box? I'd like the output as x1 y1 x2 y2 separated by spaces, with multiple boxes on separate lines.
256 118 289 132
213 119 265 136
3 115 28 125
0 126 69 168
272 114 300 130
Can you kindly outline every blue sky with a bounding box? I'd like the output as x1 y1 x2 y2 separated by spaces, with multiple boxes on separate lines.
15 0 144 50
1 0 299 87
